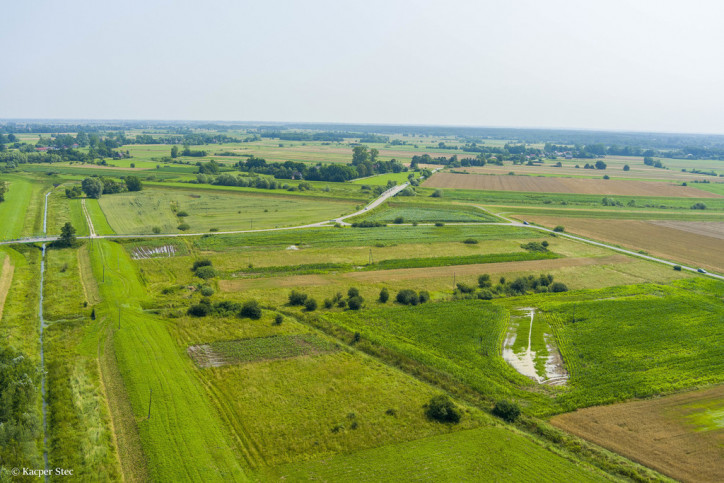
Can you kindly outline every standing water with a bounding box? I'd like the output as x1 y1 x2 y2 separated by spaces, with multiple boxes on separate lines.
39 192 50 480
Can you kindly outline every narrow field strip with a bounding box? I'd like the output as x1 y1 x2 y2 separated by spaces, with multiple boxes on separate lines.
0 254 15 320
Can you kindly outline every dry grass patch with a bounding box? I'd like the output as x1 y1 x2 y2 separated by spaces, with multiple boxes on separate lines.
77 245 101 305
425 172 723 198
551 385 724 482
524 216 724 273
0 254 14 320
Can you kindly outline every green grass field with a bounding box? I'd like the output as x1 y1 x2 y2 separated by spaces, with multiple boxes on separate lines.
352 201 499 223
97 187 355 234
258 426 607 482
88 240 248 481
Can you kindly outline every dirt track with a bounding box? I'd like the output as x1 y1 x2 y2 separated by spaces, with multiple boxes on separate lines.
219 255 629 291
523 216 724 274
551 385 724 483
424 172 723 198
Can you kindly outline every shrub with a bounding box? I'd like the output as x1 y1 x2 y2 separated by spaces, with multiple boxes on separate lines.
347 296 364 310
418 291 430 303
673 265 682 271
478 289 493 300
152 226 161 234
304 298 318 311
492 400 521 422
200 285 215 296
553 225 565 233
549 282 568 292
463 238 478 244
434 222 445 227
347 287 360 298
425 395 461 423
393 216 405 224
213 300 242 316
273 314 283 325
188 303 211 317
691 202 707 210
396 289 419 305
194 266 217 279
240 300 262 319
378 288 389 303
478 274 491 288
177 210 189 217
431 189 443 198
193 259 212 270
177 223 190 231
520 242 548 252
288 290 308 306
324 298 333 309
337 299 347 308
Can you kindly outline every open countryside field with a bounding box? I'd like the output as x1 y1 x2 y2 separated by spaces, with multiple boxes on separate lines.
552 385 724 482
97 187 355 234
424 172 723 197
520 215 724 273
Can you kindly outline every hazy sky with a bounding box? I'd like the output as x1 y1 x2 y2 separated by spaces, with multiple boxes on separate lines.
2 0 724 133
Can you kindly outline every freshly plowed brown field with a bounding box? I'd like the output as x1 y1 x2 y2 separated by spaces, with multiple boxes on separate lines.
219 255 628 291
521 216 724 273
424 172 723 198
648 220 724 240
551 385 724 483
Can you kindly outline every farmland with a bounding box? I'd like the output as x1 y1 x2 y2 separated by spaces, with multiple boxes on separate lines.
552 385 724 482
97 187 356 234
424 171 724 197
2 121 724 482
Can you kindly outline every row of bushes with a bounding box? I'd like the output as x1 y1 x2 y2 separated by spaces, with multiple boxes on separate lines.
187 298 262 319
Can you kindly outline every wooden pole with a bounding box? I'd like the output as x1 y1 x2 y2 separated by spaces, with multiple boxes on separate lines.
147 389 152 419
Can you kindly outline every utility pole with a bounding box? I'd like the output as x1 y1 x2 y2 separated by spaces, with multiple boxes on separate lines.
453 272 456 289
118 306 121 330
369 248 372 264
102 265 105 283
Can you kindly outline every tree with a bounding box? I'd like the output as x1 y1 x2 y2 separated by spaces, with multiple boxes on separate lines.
56 222 77 247
304 298 318 311
81 177 103 199
288 290 308 306
594 160 607 170
425 395 461 423
378 288 389 303
623 164 630 171
171 145 179 158
347 296 363 310
492 400 521 422
478 274 491 288
124 175 143 192
240 300 262 319
352 146 369 165
194 266 217 279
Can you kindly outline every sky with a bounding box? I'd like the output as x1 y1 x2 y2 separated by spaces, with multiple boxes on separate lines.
2 0 724 134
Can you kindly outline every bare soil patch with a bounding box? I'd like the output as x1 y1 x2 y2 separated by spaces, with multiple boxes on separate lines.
551 385 724 483
0 255 15 320
524 216 724 273
424 172 723 198
648 220 724 240
219 255 628 291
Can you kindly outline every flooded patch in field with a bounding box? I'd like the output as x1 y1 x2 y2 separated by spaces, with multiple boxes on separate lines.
502 307 568 385
131 244 177 259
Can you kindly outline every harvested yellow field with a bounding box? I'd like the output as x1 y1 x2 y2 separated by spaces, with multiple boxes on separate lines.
424 172 722 198
523 216 724 273
0 254 14 320
551 385 724 483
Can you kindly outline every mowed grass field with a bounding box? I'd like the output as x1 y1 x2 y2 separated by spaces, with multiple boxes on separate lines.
520 215 724 273
551 385 724 482
96 187 356 234
258 426 607 482
351 201 498 223
88 240 248 481
424 171 723 197
0 174 52 239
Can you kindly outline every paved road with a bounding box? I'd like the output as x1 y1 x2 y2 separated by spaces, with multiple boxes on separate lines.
2 186 722 282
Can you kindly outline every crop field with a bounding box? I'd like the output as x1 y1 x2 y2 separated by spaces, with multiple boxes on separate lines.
351 171 414 185
520 215 724 273
96 187 355 234
0 252 13 320
0 174 52 239
533 282 724 410
424 172 724 197
551 385 724 482
189 334 338 367
352 201 499 223
259 426 607 482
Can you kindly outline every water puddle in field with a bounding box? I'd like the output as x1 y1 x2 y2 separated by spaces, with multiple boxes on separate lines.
502 307 568 386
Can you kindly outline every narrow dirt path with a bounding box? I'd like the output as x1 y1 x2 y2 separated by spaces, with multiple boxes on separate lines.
82 199 97 238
